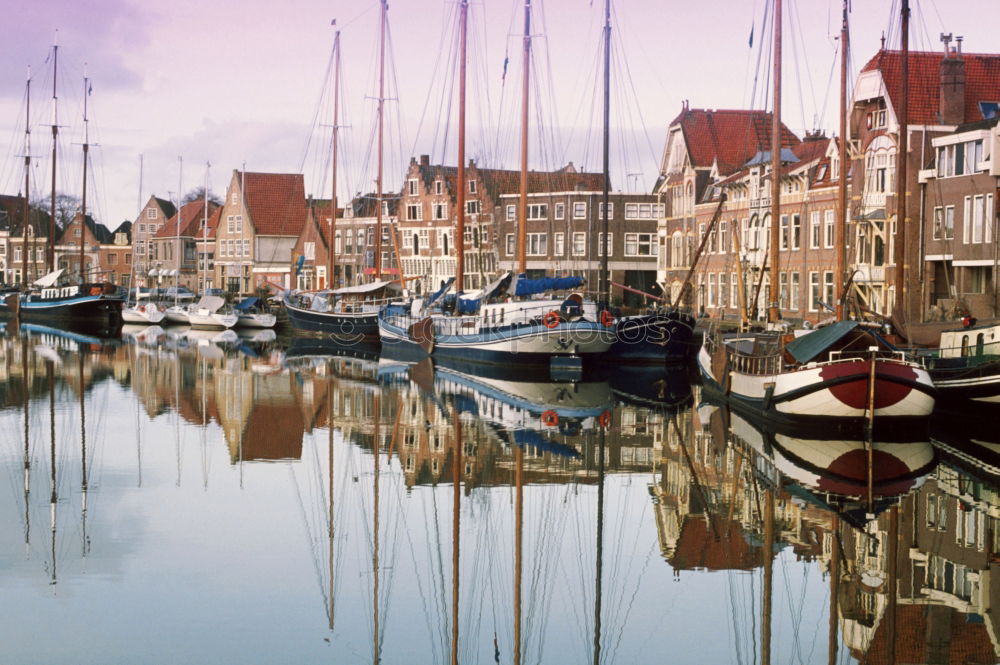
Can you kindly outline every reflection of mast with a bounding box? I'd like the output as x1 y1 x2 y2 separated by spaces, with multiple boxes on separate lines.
47 360 57 585
451 406 462 665
22 335 30 548
514 443 523 665
372 392 381 665
592 427 606 665
327 362 335 630
886 504 899 664
761 489 774 665
79 351 89 557
828 515 839 665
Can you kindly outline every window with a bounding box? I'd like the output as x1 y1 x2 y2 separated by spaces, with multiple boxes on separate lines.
599 202 614 220
466 200 480 215
13 247 21 261
708 273 716 307
231 192 238 205
304 241 315 260
573 201 587 219
572 232 586 256
969 266 990 294
938 139 987 177
624 233 654 256
234 216 243 233
779 272 788 309
335 231 342 253
147 208 157 219
824 210 835 248
625 203 639 219
730 273 739 308
408 179 418 196
74 228 81 238
598 232 612 256
789 272 800 310
506 205 516 221
439 230 451 255
468 179 476 194
418 229 430 251
526 233 547 256
406 204 422 221
527 203 548 220
809 211 821 249
107 253 117 265
719 221 728 254
823 271 834 308
809 272 820 311
554 203 565 220
791 214 801 250
434 180 443 195
227 215 235 233
431 203 446 220
553 233 564 256
505 234 515 256
779 215 789 250
138 223 146 234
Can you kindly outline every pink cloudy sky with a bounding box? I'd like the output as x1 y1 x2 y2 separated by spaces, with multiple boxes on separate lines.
1 0 998 230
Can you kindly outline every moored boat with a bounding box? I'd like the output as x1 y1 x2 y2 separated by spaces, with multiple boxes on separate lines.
233 296 276 329
187 295 237 329
922 321 1000 405
284 281 395 338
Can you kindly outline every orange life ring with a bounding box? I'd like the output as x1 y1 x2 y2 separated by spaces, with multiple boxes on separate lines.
599 309 614 327
598 410 611 428
90 286 101 296
541 410 559 427
542 311 560 329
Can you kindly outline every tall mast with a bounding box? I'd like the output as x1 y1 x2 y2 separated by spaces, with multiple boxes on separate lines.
79 71 89 282
761 488 774 665
329 27 341 289
513 443 523 665
767 0 783 324
599 0 611 306
47 360 56 585
835 1 849 321
48 36 58 274
454 0 469 293
22 68 30 285
516 0 532 275
175 157 183 299
892 0 910 322
372 392 381 665
327 363 336 631
202 162 210 293
592 427 606 665
374 0 387 282
79 352 88 557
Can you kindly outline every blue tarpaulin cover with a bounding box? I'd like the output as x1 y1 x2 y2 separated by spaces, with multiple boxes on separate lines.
235 297 260 311
514 275 584 297
511 429 582 458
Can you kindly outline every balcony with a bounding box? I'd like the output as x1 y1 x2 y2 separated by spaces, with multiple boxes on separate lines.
852 264 885 283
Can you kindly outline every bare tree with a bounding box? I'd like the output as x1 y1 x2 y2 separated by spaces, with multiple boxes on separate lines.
182 187 222 206
32 192 83 230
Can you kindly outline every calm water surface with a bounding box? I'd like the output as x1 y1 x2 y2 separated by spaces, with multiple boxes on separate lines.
0 324 995 664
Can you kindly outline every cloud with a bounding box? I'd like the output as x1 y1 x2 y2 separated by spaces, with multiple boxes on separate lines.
0 0 151 97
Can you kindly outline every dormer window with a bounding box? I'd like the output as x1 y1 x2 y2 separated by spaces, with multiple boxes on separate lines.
468 180 477 194
435 180 443 195
408 179 418 197
147 208 157 219
231 192 238 205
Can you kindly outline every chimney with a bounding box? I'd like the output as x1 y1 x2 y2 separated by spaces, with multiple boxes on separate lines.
939 33 965 125
420 154 430 166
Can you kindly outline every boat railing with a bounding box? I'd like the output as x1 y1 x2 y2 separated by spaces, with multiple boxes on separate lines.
726 345 782 376
828 348 913 364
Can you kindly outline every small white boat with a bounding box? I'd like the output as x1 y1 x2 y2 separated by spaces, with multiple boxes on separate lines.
163 304 191 325
187 295 238 329
233 296 277 329
122 302 166 325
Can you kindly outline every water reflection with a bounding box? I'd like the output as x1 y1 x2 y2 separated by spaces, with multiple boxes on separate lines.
1 326 1000 663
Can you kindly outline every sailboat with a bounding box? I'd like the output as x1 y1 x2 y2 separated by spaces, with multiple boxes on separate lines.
1 43 124 330
696 0 934 437
284 19 402 339
377 0 614 363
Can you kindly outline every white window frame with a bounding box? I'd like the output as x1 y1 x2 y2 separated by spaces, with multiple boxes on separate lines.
573 201 587 219
572 232 586 256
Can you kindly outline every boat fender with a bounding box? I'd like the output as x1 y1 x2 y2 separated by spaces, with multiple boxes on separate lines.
598 410 611 428
90 286 102 296
543 311 560 329
541 410 559 427
600 309 614 327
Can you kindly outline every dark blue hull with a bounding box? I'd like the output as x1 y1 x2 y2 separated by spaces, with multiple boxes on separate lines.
283 296 379 340
600 311 696 364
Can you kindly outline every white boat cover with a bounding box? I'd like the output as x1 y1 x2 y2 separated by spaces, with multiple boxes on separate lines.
332 280 392 296
33 269 65 288
195 295 226 313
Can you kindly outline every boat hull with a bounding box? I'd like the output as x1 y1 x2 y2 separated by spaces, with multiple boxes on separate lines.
697 342 935 437
378 307 615 363
284 296 378 338
122 304 165 325
925 355 1000 404
600 310 696 364
163 306 190 325
235 312 277 329
0 293 123 333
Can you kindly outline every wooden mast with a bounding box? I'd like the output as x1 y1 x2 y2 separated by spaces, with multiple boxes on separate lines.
329 27 341 290
761 488 774 665
516 0 532 275
835 1 849 321
48 37 58 274
79 73 90 282
455 0 468 293
767 0 783 324
892 0 910 323
592 427 606 665
513 443 523 665
827 515 840 665
599 0 611 306
202 162 210 294
374 1 387 282
372 392 381 665
22 68 30 285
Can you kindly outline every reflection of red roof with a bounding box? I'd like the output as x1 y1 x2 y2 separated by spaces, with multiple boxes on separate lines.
239 386 304 461
671 108 799 176
860 50 1000 125
859 604 995 665
671 516 763 571
238 171 308 236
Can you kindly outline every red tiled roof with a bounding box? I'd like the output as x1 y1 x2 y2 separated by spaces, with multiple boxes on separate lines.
860 49 1000 125
671 108 800 176
238 171 308 236
154 200 218 239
